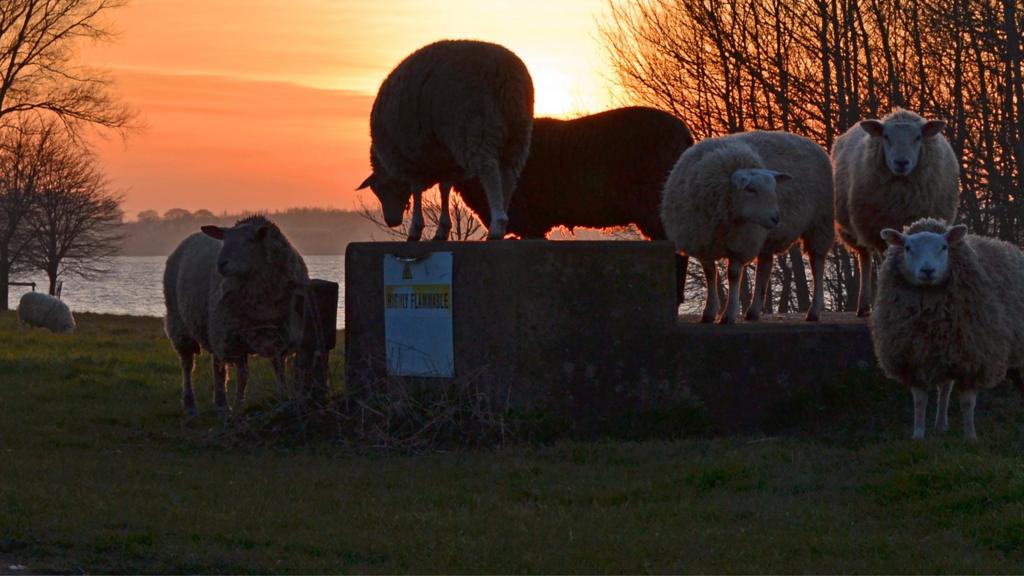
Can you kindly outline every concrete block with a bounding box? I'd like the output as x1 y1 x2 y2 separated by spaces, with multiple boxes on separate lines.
345 240 878 437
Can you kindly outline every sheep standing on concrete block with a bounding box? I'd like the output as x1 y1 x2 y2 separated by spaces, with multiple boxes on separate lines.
454 106 693 240
163 215 310 417
453 106 694 301
17 292 75 333
357 40 534 241
660 131 835 324
833 108 959 316
872 218 1024 440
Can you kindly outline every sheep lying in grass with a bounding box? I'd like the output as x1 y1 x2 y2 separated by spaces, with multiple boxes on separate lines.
872 218 1024 440
358 39 534 241
833 108 959 316
163 215 309 417
17 292 75 333
660 131 834 324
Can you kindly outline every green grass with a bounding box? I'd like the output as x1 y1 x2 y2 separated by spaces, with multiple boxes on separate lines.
3 312 1024 573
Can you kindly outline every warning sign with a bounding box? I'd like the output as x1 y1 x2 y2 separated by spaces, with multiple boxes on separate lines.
383 252 454 377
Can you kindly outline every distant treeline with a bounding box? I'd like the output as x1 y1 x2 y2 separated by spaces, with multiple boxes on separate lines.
119 208 385 256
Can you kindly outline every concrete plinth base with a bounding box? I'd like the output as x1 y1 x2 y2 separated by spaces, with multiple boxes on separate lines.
345 240 877 437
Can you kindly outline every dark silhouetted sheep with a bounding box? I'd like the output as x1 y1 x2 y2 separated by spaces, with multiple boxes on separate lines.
358 40 534 241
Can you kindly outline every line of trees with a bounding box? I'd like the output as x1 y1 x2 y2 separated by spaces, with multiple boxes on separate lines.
0 0 133 310
600 0 1023 313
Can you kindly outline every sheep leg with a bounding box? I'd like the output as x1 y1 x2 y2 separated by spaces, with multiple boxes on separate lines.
234 357 250 412
212 356 230 415
479 164 509 240
675 254 688 306
807 250 826 322
272 354 289 397
431 183 453 241
717 259 742 325
700 260 718 323
179 351 197 418
407 190 424 242
911 386 928 439
960 388 978 441
745 254 773 322
935 380 953 432
856 248 872 317
500 165 518 212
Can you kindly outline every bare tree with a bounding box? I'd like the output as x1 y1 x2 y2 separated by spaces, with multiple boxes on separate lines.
0 121 45 310
0 0 134 135
25 124 121 294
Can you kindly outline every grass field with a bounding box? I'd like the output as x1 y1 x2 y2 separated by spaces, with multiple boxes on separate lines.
3 312 1024 573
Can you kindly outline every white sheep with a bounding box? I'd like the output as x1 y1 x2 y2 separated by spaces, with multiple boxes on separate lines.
872 218 1024 440
17 291 75 333
660 131 835 324
833 108 959 316
357 40 534 241
164 216 310 417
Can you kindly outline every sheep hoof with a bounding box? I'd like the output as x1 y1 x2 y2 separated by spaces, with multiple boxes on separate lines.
405 235 422 242
430 233 449 242
699 313 715 324
805 311 820 322
716 315 736 325
183 405 198 419
856 308 870 318
215 404 232 417
744 310 761 322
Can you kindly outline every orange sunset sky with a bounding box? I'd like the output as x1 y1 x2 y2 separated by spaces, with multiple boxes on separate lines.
83 0 621 219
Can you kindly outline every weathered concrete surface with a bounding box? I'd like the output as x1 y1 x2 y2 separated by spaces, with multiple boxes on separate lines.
346 241 878 437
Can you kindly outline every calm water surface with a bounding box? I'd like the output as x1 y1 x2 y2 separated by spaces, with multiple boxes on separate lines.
8 255 347 329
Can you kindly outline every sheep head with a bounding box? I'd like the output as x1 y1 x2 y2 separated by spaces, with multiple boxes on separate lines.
357 171 411 228
201 221 272 279
881 223 968 287
730 168 788 230
860 117 946 177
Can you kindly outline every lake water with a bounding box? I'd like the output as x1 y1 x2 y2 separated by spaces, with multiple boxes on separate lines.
7 255 347 329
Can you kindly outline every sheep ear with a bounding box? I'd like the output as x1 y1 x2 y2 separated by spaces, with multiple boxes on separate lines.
771 171 792 183
922 120 947 138
731 171 751 189
860 120 885 138
880 228 905 246
356 173 376 191
201 225 224 240
255 225 269 241
946 224 968 244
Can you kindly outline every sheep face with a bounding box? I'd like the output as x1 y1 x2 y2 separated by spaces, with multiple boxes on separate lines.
860 118 947 177
881 224 968 286
357 171 410 228
201 222 270 278
730 169 788 230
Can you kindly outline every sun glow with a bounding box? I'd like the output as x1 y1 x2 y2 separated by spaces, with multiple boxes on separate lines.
84 0 621 215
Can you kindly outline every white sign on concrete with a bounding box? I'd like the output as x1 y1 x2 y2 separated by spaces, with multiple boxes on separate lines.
383 252 454 377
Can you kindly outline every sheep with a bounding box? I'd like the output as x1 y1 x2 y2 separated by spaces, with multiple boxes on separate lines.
871 218 1024 440
357 39 534 241
453 106 694 301
163 215 310 417
660 130 835 324
832 108 959 316
17 291 75 333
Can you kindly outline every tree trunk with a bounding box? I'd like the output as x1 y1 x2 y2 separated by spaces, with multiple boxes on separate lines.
0 260 8 312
